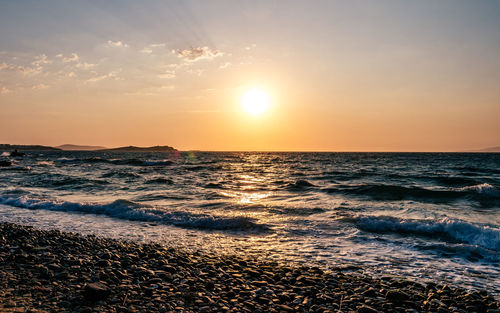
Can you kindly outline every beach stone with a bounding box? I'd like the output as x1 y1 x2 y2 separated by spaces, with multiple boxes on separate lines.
278 304 294 311
0 223 498 313
83 282 111 301
386 289 410 303
358 304 379 313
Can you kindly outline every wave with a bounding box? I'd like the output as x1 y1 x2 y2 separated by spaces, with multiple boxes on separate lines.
101 171 141 179
20 174 110 189
34 160 55 167
145 177 174 184
141 160 173 166
57 157 172 167
459 183 499 196
352 215 500 251
323 183 499 205
205 182 224 189
286 180 316 190
324 184 461 201
453 166 500 175
0 160 12 167
425 176 479 187
0 195 267 232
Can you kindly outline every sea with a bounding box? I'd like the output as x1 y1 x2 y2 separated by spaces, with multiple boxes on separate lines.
0 151 498 294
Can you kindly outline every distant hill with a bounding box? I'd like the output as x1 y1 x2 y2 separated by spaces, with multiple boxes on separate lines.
0 144 60 151
476 146 500 152
57 144 107 151
100 145 177 152
468 146 500 152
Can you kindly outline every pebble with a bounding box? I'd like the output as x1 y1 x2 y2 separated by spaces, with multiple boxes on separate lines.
0 222 497 312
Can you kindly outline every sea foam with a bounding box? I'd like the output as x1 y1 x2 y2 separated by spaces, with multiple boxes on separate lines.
354 215 500 251
0 195 267 232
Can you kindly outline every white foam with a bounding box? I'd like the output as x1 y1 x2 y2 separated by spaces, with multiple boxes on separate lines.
0 195 266 231
355 215 500 251
459 183 499 196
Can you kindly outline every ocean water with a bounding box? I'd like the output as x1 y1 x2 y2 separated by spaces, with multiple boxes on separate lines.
0 151 499 293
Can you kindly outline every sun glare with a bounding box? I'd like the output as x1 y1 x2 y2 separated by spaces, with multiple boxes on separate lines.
241 89 270 115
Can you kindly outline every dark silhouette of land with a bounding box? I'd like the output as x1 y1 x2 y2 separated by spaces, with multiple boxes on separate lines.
0 144 60 151
470 146 500 152
99 145 177 152
0 144 177 152
57 144 107 151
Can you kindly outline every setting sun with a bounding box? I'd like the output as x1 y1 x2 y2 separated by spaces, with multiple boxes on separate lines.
241 89 270 116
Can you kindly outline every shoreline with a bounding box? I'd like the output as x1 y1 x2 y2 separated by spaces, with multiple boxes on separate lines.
0 222 498 313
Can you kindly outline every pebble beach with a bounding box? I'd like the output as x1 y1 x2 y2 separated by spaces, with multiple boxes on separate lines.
0 222 498 313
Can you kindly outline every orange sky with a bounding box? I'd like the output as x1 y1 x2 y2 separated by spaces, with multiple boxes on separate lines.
1 1 499 151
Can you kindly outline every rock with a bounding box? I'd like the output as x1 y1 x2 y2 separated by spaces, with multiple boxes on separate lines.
386 289 410 303
83 282 111 301
278 304 294 312
358 305 379 313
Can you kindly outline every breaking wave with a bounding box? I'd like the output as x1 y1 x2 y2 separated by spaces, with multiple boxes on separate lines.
0 195 268 232
353 215 499 251
323 183 499 205
57 157 172 167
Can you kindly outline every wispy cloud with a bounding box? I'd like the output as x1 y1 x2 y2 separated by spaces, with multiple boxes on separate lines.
32 84 49 90
0 62 40 75
158 70 176 79
245 43 257 50
187 68 204 76
140 47 153 54
174 46 222 62
0 86 10 94
140 43 167 54
125 84 175 96
85 71 119 83
61 53 79 63
75 62 95 69
107 40 128 48
32 54 51 66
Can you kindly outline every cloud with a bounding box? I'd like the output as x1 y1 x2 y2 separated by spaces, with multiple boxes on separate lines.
32 84 49 90
140 43 166 54
125 84 175 96
245 43 257 50
75 62 95 69
0 62 40 75
62 53 79 63
187 68 204 76
174 46 222 61
107 40 128 48
85 71 119 83
158 70 175 79
140 48 153 54
32 54 52 66
219 62 231 69
0 86 10 94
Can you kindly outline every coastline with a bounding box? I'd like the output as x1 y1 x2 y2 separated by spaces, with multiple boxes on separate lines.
0 222 497 313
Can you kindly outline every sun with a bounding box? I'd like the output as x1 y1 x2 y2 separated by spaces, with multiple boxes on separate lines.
241 88 270 115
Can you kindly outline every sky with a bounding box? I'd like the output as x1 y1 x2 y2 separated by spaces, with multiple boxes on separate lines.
0 0 499 151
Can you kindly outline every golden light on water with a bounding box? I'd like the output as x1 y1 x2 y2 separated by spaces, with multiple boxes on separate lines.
241 88 270 116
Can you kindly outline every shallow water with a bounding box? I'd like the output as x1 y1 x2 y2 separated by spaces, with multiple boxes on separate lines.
0 151 498 293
